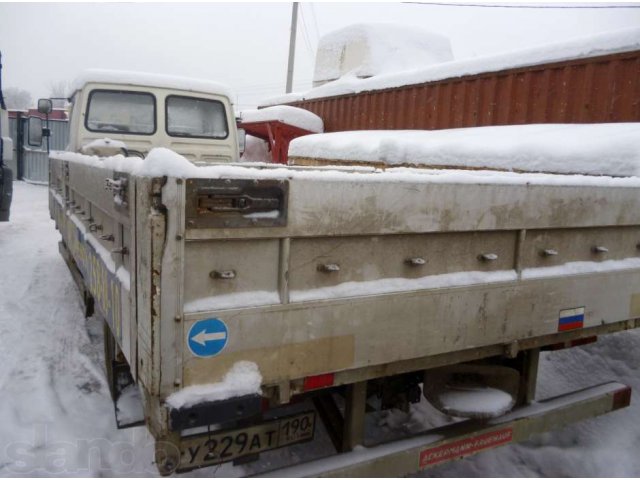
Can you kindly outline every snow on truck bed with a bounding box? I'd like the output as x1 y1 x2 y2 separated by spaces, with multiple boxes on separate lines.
291 123 640 177
263 26 640 105
52 123 640 187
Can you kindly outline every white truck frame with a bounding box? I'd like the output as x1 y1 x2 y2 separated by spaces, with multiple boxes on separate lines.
41 71 638 476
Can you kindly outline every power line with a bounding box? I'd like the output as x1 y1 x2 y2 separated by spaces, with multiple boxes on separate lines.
236 84 294 93
236 83 313 98
309 3 321 45
233 78 313 89
237 84 312 96
299 5 316 59
404 1 640 8
234 80 313 94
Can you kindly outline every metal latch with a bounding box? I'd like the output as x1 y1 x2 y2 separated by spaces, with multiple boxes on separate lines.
592 246 609 254
318 263 340 273
112 246 129 256
198 194 280 213
405 257 426 266
478 253 498 262
105 178 126 194
210 270 236 280
186 179 288 229
540 249 558 257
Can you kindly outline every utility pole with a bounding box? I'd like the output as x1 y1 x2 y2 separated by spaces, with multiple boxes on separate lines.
285 2 298 94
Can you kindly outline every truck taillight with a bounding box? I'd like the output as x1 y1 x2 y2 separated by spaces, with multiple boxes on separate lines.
545 336 597 351
612 386 632 410
303 373 335 391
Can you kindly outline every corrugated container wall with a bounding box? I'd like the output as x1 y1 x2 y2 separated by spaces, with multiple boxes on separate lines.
286 51 640 132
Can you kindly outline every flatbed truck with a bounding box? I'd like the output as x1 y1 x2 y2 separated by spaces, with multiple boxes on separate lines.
34 70 639 476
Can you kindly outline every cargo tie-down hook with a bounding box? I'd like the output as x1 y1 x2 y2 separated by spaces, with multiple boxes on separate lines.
405 257 426 266
318 263 341 273
210 270 237 280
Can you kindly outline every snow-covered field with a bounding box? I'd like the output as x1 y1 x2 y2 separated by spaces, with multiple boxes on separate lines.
1 181 639 477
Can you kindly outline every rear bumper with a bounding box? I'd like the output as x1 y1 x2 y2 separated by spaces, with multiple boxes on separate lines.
258 381 631 477
169 394 262 431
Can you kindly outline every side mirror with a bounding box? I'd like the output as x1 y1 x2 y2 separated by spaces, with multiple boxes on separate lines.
27 116 43 147
237 128 246 156
37 98 53 115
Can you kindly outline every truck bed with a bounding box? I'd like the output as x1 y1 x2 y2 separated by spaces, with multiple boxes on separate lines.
49 153 640 401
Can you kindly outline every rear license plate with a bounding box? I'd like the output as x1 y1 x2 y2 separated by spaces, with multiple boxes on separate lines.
178 411 316 470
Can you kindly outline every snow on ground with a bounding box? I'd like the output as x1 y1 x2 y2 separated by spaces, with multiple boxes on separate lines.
0 182 156 477
1 182 640 477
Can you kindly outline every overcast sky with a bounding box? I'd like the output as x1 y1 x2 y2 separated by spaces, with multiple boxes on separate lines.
1 1 639 109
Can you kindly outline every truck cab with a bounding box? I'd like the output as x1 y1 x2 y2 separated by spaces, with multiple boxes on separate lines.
42 70 241 164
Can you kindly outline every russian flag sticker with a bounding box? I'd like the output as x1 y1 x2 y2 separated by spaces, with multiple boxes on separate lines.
558 307 585 332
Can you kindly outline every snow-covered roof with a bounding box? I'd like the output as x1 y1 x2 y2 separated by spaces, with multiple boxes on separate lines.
72 69 234 101
240 106 324 133
288 123 640 178
263 26 640 106
312 23 453 86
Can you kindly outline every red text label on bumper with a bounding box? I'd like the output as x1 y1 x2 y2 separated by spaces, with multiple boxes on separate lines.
419 427 513 468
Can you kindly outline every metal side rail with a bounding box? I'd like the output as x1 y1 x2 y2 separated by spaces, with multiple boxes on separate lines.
257 382 631 478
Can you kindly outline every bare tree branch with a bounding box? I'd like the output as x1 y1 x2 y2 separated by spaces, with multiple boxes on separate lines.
48 80 72 108
4 87 32 110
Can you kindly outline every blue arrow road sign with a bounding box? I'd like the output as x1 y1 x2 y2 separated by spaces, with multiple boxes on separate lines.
187 318 229 357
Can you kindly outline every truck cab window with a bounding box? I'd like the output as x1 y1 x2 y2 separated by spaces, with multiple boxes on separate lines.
86 90 155 134
166 95 228 139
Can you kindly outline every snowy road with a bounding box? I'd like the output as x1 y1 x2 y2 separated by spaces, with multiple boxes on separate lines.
1 181 639 477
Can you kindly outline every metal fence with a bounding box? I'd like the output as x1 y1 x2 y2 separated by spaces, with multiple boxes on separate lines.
9 117 69 184
21 148 49 184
